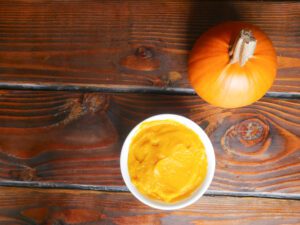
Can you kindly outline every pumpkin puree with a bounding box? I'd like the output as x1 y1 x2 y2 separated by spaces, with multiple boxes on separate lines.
128 119 207 203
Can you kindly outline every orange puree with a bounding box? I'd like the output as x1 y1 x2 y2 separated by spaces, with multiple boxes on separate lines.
128 119 207 202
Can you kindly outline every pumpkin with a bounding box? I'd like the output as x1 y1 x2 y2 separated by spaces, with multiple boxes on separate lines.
188 22 277 108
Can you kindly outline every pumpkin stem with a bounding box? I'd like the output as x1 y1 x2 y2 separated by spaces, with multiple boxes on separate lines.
229 29 257 66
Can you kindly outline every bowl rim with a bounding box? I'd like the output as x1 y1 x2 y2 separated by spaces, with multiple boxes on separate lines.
120 114 215 210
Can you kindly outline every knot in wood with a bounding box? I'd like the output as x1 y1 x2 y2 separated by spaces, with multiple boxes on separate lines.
135 46 153 59
236 118 269 147
221 117 270 156
161 71 183 86
82 93 109 113
10 166 36 181
120 46 160 71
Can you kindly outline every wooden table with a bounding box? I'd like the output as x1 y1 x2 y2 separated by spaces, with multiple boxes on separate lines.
0 1 299 224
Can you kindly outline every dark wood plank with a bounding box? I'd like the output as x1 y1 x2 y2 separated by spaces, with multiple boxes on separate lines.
0 1 299 93
111 94 300 194
0 90 120 185
0 187 299 225
0 90 299 195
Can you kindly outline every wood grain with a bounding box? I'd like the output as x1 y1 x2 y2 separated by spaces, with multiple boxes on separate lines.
112 94 300 194
0 90 299 195
0 90 120 185
0 1 299 93
0 187 299 225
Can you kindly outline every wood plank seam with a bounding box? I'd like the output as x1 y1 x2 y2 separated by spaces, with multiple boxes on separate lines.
0 83 299 99
0 181 299 200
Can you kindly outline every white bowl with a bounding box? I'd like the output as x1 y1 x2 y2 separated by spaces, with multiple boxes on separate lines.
120 114 215 210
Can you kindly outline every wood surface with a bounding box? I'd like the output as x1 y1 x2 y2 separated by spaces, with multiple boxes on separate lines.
0 90 299 195
0 1 299 93
0 1 299 222
0 186 298 225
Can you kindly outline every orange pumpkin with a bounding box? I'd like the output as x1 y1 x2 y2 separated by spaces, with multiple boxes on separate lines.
188 22 277 108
